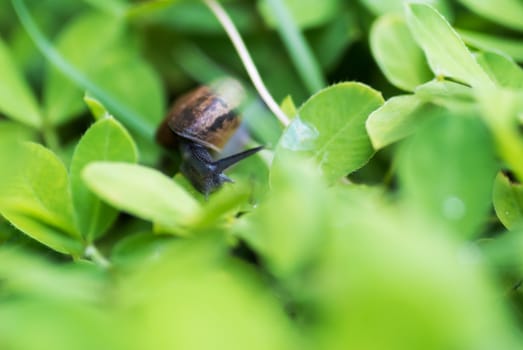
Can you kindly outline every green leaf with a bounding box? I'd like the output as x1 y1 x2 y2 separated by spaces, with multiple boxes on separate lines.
309 12 360 71
0 36 41 127
398 114 497 238
111 232 173 266
43 12 123 125
366 94 428 149
370 14 433 91
315 193 519 350
476 51 523 89
360 0 452 18
405 3 493 88
84 94 110 120
458 29 523 63
260 0 327 94
70 116 138 242
273 82 384 184
280 95 297 119
91 47 165 164
0 142 81 255
457 0 523 32
237 155 328 277
82 162 200 234
414 80 476 112
12 0 156 140
476 87 523 182
257 0 340 29
493 172 523 230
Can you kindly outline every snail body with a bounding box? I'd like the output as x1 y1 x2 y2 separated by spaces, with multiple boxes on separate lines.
156 80 262 196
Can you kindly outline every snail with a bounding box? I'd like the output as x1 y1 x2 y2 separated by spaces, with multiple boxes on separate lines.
156 78 263 196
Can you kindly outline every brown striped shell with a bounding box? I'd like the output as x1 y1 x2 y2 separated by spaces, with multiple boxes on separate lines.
156 80 244 152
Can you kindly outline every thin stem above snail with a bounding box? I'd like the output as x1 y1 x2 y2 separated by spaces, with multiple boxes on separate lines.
156 78 263 197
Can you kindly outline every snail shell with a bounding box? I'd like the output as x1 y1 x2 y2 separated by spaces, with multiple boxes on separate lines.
155 78 261 196
156 79 245 151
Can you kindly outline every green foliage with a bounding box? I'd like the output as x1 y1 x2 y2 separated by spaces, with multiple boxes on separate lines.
70 116 138 241
0 36 41 127
274 82 383 183
493 172 523 230
2 0 523 349
82 162 200 234
370 14 433 91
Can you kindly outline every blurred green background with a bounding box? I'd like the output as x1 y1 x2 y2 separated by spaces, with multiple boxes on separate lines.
1 0 523 349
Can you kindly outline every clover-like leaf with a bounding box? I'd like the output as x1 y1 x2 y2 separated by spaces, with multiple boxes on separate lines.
457 0 523 32
370 14 432 91
273 82 383 184
405 3 492 87
0 37 41 128
0 142 81 255
476 51 523 89
459 29 523 63
366 94 428 150
398 113 497 238
361 0 452 18
70 116 138 242
43 12 123 125
493 172 523 230
82 162 200 234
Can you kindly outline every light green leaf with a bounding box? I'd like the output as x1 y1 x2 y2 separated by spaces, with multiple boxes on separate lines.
257 0 340 29
370 14 433 91
91 48 165 164
238 155 328 277
458 29 523 62
13 0 156 140
280 95 297 119
84 94 110 120
476 87 523 182
70 117 138 242
82 162 200 234
0 142 81 255
43 12 123 125
405 3 493 87
493 172 523 230
476 51 523 89
0 37 41 127
399 114 497 238
274 82 384 184
414 80 476 112
366 94 427 149
93 48 165 128
457 0 523 32
361 0 452 18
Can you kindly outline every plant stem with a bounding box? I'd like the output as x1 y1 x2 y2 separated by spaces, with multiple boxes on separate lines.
84 244 111 269
203 0 290 127
265 0 326 94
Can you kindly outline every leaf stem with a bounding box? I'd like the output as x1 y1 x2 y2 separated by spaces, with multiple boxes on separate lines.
203 0 290 127
264 0 326 94
84 244 111 268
